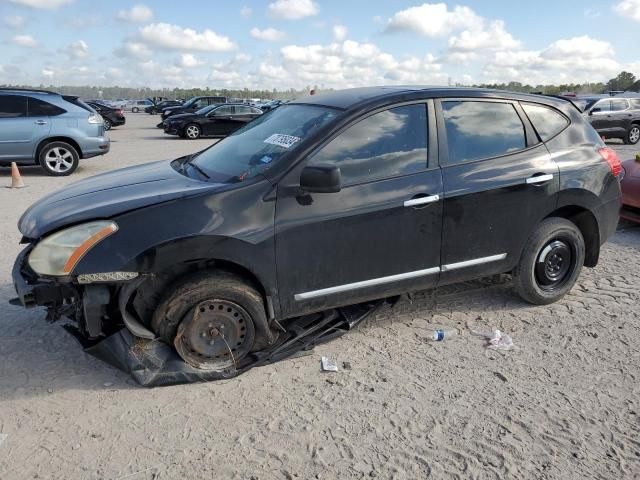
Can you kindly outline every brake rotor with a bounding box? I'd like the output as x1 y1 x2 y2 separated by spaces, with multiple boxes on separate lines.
174 299 255 371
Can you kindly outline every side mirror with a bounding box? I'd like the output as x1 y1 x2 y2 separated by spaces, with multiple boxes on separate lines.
300 164 342 193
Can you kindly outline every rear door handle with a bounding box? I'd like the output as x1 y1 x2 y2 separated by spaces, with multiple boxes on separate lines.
34 120 47 125
525 173 554 185
404 194 440 207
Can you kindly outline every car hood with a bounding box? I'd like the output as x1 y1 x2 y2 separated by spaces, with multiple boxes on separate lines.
166 112 196 122
19 159 221 239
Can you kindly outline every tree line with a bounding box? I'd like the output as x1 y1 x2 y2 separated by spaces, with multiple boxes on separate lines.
2 72 639 100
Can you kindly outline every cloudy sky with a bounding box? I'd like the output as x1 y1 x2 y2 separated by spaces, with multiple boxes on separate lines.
1 0 640 90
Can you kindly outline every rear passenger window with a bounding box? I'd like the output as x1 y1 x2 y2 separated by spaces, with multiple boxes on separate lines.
630 99 640 109
28 98 66 116
0 95 27 118
611 99 629 111
442 101 525 164
309 104 428 185
521 103 569 141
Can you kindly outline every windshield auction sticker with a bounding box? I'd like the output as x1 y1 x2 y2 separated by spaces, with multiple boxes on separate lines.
264 134 301 149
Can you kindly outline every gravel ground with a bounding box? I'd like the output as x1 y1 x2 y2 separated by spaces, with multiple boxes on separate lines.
1 114 639 480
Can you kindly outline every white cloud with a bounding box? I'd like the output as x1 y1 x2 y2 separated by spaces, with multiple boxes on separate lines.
250 27 285 42
483 36 621 84
4 15 26 28
448 20 520 52
12 34 38 48
615 0 640 21
386 3 482 37
115 41 153 59
66 40 89 59
333 25 348 41
179 53 204 68
9 0 73 8
240 6 252 17
139 23 236 52
116 4 153 23
268 0 319 20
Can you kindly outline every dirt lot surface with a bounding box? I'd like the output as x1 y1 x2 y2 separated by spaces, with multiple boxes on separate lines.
1 114 639 480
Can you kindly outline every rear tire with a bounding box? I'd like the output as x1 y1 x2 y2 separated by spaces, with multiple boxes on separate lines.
151 270 277 370
132 107 139 113
38 141 79 176
625 124 640 145
103 118 112 130
513 218 585 305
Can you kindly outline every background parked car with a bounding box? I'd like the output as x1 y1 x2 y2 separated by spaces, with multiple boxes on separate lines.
163 103 263 139
126 99 154 113
145 100 182 115
85 101 126 130
577 95 640 144
621 156 640 223
0 88 109 175
158 96 228 125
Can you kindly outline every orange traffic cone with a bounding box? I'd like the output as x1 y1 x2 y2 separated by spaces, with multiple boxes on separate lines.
9 162 25 189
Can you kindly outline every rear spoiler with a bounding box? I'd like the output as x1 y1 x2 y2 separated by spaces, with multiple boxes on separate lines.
534 94 584 113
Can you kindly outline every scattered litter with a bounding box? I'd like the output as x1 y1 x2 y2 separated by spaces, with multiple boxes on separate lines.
103 382 114 387
493 372 508 382
0 434 7 447
321 356 338 372
47 388 53 394
431 328 459 341
342 361 352 370
473 329 514 351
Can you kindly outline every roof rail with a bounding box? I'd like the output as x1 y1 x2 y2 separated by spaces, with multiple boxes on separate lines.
0 87 59 95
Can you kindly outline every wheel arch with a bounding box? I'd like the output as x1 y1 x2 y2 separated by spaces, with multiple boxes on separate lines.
545 205 600 267
35 136 83 160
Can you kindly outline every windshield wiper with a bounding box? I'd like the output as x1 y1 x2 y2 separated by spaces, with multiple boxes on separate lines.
183 156 210 179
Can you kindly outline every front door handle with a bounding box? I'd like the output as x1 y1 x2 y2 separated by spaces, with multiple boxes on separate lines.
34 120 47 125
404 194 440 207
525 173 554 185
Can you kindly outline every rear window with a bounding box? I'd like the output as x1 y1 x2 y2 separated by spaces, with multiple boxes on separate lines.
442 101 526 164
521 103 569 141
63 95 93 112
0 95 27 118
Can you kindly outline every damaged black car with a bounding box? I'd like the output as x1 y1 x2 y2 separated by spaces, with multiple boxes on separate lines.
11 86 621 374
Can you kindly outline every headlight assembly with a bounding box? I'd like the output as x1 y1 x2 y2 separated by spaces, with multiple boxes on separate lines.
28 221 118 276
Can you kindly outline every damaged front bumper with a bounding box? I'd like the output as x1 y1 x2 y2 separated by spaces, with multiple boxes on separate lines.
11 245 153 339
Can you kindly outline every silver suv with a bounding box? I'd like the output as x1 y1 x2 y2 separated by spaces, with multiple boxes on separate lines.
0 88 110 175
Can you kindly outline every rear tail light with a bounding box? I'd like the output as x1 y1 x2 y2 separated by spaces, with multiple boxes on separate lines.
117 109 124 116
598 147 622 177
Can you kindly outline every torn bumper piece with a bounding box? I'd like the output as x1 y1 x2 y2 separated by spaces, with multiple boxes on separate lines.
63 300 386 388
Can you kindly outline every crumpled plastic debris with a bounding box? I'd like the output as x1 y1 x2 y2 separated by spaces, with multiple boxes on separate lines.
321 356 338 372
472 329 514 351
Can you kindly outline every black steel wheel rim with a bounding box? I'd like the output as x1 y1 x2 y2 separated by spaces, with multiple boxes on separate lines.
174 299 254 370
534 238 576 292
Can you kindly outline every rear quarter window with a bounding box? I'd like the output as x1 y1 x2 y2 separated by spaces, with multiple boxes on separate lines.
28 97 66 116
521 103 569 141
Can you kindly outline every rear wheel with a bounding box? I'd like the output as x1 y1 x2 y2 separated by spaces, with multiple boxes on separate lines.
151 271 276 371
103 118 112 130
184 123 201 139
513 217 585 305
132 107 139 113
625 124 640 145
38 141 79 176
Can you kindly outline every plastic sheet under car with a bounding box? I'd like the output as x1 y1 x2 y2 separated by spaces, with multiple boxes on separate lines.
63 300 387 387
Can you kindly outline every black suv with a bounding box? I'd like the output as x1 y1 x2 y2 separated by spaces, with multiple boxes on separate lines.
11 87 621 371
159 96 227 124
577 95 640 144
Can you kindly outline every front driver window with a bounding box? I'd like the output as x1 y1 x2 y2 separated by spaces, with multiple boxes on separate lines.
308 104 428 186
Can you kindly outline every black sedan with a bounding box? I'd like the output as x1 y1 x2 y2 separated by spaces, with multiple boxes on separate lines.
86 101 126 130
163 103 263 139
145 100 182 115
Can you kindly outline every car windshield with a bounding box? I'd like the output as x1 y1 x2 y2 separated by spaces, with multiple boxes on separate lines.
195 105 216 115
182 98 196 108
190 104 339 183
